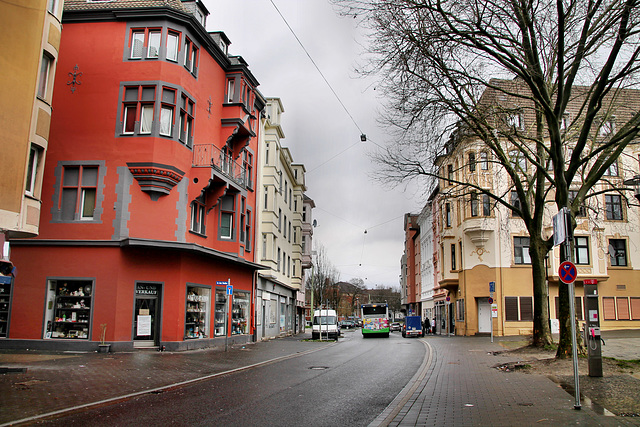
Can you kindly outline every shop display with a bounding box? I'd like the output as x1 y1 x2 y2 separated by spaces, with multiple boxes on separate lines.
214 289 226 337
232 291 249 335
0 276 12 338
185 286 209 339
50 281 92 339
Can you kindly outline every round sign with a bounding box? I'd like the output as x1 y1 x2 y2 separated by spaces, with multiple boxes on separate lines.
446 296 451 302
488 297 494 304
559 261 577 284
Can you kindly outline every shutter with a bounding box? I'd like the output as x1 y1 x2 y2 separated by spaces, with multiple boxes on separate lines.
616 297 630 320
602 297 616 320
520 297 533 321
505 297 519 321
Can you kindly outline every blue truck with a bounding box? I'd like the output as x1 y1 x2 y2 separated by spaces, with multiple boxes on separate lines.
402 315 424 338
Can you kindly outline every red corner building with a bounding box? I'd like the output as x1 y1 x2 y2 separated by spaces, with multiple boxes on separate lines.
6 0 265 351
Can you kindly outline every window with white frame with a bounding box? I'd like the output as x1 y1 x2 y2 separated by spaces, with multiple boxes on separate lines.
190 201 206 235
507 112 523 129
470 191 479 217
25 145 41 197
509 150 527 172
513 237 531 264
468 152 476 172
130 30 145 58
219 195 234 239
609 239 627 267
147 30 161 58
599 118 615 136
160 87 176 137
480 151 489 170
573 236 590 265
603 159 619 176
122 85 155 135
166 32 179 61
37 53 52 100
605 194 623 220
178 94 195 147
60 165 98 221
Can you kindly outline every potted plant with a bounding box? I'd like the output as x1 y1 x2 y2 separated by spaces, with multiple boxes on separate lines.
98 323 110 353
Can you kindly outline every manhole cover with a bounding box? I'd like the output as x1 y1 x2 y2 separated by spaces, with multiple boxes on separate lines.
309 366 329 370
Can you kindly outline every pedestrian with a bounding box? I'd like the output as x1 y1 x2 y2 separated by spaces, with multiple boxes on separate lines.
423 317 430 335
431 318 436 334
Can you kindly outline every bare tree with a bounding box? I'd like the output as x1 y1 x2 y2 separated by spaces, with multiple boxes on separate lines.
306 243 341 310
334 0 640 354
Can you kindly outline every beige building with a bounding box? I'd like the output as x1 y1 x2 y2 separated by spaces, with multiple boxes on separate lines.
0 0 63 337
255 98 310 339
429 80 640 336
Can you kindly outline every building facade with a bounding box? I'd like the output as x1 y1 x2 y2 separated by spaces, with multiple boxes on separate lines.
401 213 421 316
0 0 64 338
255 98 310 339
5 0 267 351
427 79 640 336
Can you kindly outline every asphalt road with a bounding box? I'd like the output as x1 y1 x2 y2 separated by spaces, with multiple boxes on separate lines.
36 330 426 426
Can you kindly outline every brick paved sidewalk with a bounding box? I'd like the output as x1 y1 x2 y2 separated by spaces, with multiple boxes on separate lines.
372 335 640 427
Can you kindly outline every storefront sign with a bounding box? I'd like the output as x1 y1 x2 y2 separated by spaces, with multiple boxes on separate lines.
136 284 159 296
137 315 152 336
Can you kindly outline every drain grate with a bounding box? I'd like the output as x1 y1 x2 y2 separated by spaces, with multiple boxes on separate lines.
309 366 329 370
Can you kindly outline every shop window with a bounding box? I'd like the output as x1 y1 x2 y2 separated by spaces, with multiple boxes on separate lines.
60 165 98 221
573 236 590 265
232 291 250 335
0 276 13 338
44 280 93 339
214 289 226 337
609 239 627 267
605 194 623 220
190 201 206 235
513 237 531 264
185 286 210 339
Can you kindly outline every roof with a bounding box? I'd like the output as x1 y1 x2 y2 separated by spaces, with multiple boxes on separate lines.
64 0 190 13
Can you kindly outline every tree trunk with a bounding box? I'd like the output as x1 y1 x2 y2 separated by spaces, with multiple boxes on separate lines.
529 238 553 347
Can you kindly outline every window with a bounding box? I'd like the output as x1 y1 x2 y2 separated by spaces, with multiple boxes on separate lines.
600 119 614 136
482 194 491 216
470 191 478 217
242 151 253 188
262 234 267 258
122 86 155 135
568 190 587 218
130 30 145 58
603 297 616 320
167 32 179 61
560 114 569 131
447 164 454 182
480 151 489 170
509 150 527 172
505 296 532 321
160 87 175 136
468 152 476 172
513 237 531 264
456 299 465 321
609 239 627 267
227 78 235 103
183 38 198 74
178 94 195 146
25 145 41 197
617 297 630 320
505 297 519 321
278 208 282 232
47 0 57 14
605 194 623 220
232 291 250 335
603 160 619 176
38 53 51 99
60 166 98 221
507 113 523 129
263 186 268 210
146 30 161 58
450 244 456 271
245 210 251 251
574 236 590 265
190 201 205 235
214 289 227 336
220 195 234 239
185 286 210 339
445 203 452 227
265 143 270 165
510 191 521 217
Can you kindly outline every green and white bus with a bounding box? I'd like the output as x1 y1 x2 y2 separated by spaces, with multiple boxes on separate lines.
361 303 390 337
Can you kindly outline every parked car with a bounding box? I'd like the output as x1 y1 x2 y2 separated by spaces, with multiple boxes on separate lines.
390 322 402 332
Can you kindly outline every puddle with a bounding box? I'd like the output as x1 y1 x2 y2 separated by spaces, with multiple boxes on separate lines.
549 376 615 416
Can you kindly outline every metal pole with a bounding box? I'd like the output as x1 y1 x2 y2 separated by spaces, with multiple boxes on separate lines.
564 208 581 410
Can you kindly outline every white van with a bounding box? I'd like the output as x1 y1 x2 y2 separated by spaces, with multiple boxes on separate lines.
312 309 339 340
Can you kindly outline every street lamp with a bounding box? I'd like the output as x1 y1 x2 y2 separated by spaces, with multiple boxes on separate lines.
623 175 640 202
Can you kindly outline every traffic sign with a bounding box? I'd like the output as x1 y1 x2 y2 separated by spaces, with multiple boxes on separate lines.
489 281 495 293
445 296 451 302
559 261 577 284
226 284 233 295
488 297 494 304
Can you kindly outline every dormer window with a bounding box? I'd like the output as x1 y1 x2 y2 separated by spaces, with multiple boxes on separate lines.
600 118 615 136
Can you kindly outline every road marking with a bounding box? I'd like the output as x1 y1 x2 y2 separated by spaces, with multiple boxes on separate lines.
0 342 338 427
368 339 432 427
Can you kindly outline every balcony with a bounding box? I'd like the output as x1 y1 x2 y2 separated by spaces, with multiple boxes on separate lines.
462 216 496 249
192 144 250 193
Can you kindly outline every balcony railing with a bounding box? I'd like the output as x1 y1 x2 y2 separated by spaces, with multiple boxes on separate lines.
192 144 248 188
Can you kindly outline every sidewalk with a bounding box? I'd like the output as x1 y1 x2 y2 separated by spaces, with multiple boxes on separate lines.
1 330 639 426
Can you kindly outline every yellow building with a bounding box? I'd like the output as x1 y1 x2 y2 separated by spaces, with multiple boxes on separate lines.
430 80 640 336
0 0 62 241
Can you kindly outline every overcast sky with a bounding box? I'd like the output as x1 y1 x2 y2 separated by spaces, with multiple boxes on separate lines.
205 0 423 289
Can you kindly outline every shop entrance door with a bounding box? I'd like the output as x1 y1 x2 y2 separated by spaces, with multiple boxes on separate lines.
133 283 161 348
